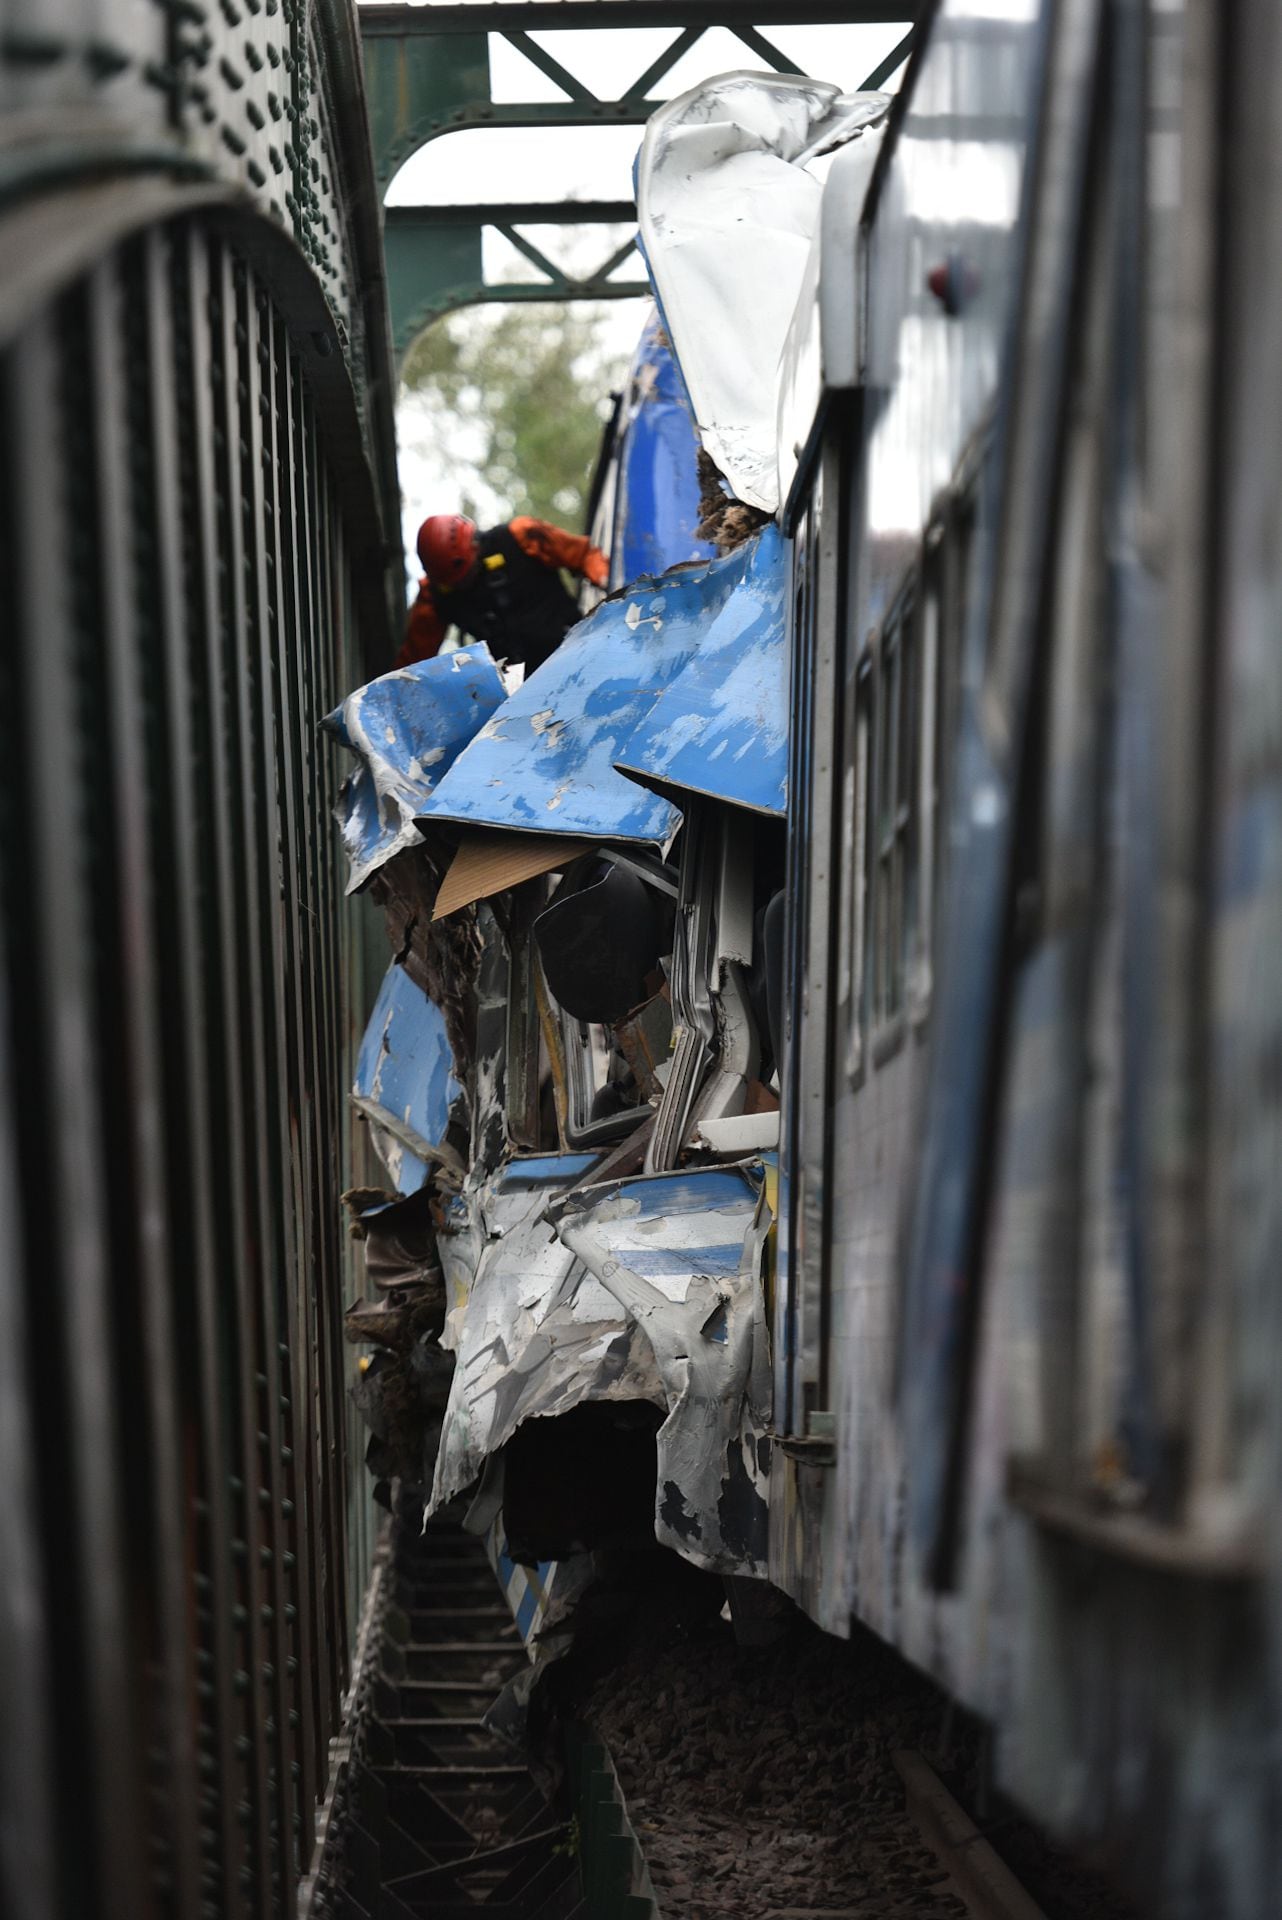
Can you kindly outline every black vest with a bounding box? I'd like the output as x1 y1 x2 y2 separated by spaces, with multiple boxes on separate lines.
439 523 583 670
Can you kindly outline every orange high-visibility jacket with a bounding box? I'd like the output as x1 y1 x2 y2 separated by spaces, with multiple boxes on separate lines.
398 517 608 670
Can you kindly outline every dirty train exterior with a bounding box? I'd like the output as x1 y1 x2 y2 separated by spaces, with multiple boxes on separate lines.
332 16 1282 1920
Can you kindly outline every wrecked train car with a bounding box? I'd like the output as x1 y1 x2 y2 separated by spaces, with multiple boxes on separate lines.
326 68 895 1643
585 304 716 595
329 521 791 1573
330 12 1282 1915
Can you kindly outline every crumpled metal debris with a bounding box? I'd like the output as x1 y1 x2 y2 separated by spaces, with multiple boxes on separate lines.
345 1183 455 1493
614 523 788 817
321 647 505 893
352 960 463 1193
430 1159 774 1577
414 528 784 847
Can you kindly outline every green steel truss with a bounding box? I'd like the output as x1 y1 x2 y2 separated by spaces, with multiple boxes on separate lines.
360 3 917 353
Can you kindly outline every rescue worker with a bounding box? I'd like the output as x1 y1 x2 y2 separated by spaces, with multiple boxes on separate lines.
397 512 610 672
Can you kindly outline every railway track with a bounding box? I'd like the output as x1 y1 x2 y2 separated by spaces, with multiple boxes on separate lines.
895 1753 1049 1920
323 1506 582 1920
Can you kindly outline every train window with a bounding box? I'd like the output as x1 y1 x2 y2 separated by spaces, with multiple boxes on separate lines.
873 586 917 1049
873 609 899 1029
529 854 677 1150
932 490 976 939
914 560 941 1018
841 662 873 1081
899 594 921 1005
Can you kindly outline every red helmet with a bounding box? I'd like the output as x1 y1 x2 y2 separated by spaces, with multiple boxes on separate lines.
417 513 479 590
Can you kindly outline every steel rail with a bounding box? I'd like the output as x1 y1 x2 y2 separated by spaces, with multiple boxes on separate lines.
894 1751 1051 1920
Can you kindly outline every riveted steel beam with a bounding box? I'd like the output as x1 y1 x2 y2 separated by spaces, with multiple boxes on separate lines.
384 203 647 357
364 3 919 344
361 5 918 190
360 3 914 33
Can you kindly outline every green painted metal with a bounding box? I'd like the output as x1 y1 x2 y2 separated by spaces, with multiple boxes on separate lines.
362 3 918 347
384 202 648 357
567 1730 661 1918
0 7 403 1913
363 27 493 196
361 3 915 34
362 11 775 197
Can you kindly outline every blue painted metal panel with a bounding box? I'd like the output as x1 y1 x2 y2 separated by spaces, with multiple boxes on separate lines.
614 525 788 816
563 1166 763 1296
492 1534 555 1646
620 1165 763 1219
321 647 506 892
353 962 460 1192
415 538 763 846
497 1153 601 1192
613 309 716 587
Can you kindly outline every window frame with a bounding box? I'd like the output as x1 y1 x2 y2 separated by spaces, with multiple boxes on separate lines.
871 579 916 1064
841 653 874 1085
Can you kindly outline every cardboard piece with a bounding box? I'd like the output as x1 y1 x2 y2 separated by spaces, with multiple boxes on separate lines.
432 830 595 921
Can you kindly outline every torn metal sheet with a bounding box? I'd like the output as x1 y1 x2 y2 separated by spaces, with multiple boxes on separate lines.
414 537 765 848
612 307 717 588
430 1159 773 1577
321 647 506 893
431 1159 664 1509
486 1519 558 1648
345 1183 446 1301
614 524 788 816
636 74 889 514
550 1164 773 1573
353 961 461 1193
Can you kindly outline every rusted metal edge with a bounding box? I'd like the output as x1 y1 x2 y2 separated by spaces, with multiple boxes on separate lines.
893 1750 1050 1920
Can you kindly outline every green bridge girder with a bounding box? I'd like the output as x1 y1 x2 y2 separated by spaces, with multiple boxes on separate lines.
359 2 917 353
384 201 647 358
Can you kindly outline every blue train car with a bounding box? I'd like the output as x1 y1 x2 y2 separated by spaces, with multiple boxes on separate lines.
585 304 716 592
771 2 1282 1914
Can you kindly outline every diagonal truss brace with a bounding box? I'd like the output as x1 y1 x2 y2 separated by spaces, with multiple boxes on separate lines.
362 4 920 352
360 4 915 190
383 202 649 359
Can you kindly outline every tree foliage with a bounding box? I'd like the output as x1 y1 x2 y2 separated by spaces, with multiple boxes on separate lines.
401 302 628 529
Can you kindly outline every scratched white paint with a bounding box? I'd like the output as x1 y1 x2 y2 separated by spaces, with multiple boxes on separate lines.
637 74 889 512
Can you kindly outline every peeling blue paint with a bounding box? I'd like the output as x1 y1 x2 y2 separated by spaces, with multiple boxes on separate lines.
415 538 772 847
322 648 506 892
621 1165 763 1219
497 1153 602 1192
352 962 460 1192
612 309 717 587
615 525 788 816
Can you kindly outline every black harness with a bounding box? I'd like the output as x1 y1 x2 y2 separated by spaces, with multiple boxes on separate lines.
437 523 582 670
